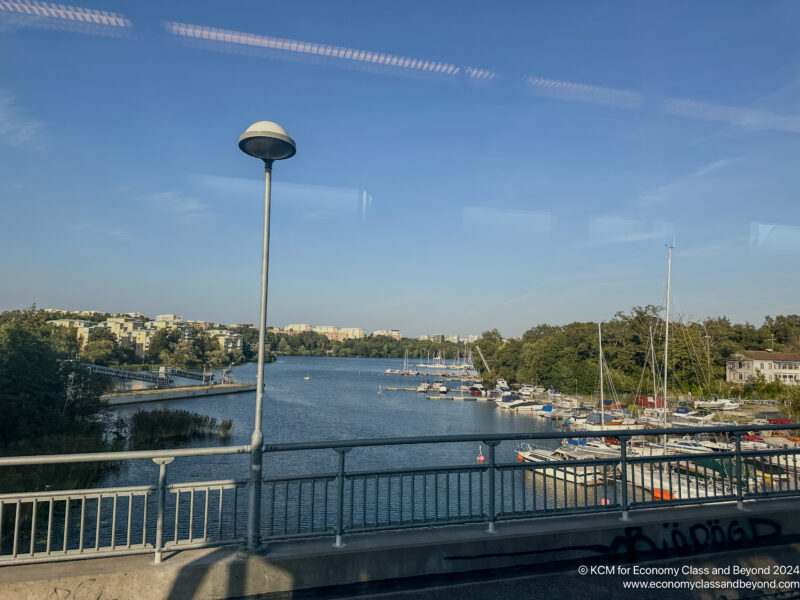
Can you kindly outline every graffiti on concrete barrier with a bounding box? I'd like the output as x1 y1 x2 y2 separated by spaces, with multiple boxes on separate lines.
608 517 782 560
49 579 112 600
444 517 783 562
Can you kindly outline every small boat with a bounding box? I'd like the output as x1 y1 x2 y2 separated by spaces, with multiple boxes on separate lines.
503 399 544 411
497 392 520 403
695 398 739 410
516 444 605 486
303 375 310 380
518 384 535 397
625 461 732 500
469 383 487 397
664 438 714 454
417 382 431 393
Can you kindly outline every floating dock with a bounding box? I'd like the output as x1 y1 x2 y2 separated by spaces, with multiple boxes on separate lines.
102 383 257 406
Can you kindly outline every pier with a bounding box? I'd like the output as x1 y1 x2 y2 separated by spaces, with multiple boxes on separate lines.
82 363 217 387
101 382 257 405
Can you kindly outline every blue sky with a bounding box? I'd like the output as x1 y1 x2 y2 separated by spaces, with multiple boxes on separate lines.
1 1 799 337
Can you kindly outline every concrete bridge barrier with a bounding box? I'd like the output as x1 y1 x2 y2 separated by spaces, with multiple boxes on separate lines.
2 497 799 599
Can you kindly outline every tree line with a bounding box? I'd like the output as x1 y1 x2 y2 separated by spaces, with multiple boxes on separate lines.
0 308 238 493
228 326 469 361
474 307 800 405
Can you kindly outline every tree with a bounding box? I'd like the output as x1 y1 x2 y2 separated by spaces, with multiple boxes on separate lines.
81 339 116 365
147 328 181 362
0 309 107 447
88 328 117 344
191 330 221 365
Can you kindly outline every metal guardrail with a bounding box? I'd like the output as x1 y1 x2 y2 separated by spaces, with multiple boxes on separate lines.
81 363 169 385
1 425 800 566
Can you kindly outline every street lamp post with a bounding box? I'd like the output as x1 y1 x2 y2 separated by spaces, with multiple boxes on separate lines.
238 121 296 552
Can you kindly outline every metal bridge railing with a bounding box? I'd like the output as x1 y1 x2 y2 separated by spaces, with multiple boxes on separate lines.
2 424 800 566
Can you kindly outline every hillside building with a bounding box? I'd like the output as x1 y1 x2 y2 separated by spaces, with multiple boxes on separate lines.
726 350 800 385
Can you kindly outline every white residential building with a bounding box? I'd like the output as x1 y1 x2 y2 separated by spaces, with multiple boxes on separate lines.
339 328 365 340
726 350 800 385
208 329 244 353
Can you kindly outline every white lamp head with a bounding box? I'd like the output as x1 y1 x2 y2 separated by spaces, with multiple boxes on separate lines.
238 121 296 163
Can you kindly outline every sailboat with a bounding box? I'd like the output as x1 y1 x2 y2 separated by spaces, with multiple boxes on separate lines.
581 324 641 433
624 245 732 498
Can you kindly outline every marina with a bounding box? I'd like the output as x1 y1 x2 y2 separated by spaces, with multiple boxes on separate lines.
92 355 800 512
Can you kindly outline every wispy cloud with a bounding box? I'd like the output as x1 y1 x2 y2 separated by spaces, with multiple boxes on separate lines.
463 206 552 237
192 174 366 222
639 158 738 207
107 229 135 241
145 191 211 224
586 217 673 245
0 90 45 149
663 98 800 134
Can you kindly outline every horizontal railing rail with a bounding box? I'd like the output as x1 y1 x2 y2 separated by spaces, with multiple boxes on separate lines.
2 424 800 566
261 423 800 451
0 444 251 467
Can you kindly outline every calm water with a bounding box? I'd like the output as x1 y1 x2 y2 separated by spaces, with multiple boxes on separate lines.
105 356 560 488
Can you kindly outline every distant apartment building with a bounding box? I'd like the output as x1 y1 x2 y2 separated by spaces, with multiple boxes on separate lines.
133 330 152 357
431 334 445 343
146 315 192 340
77 310 104 318
228 323 254 329
445 334 459 344
372 329 401 339
466 335 479 343
339 328 365 340
419 334 430 341
46 319 96 347
155 314 182 323
47 312 245 358
285 323 312 333
726 350 800 385
47 318 92 329
313 326 339 340
208 329 244 353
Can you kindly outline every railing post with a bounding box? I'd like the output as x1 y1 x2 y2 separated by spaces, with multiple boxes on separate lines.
485 441 500 533
734 432 744 510
333 448 351 548
618 436 630 521
152 457 174 564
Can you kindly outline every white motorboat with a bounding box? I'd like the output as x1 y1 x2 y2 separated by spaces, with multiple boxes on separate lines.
516 444 605 486
503 399 544 411
625 461 731 500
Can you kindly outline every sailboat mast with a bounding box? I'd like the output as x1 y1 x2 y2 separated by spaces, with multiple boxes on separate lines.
649 325 658 401
663 244 674 439
599 322 604 433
